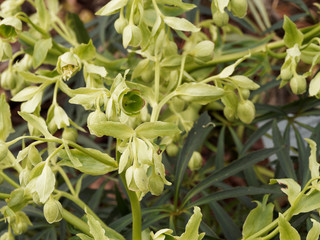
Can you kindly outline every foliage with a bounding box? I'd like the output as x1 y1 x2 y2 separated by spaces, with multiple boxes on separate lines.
0 0 320 239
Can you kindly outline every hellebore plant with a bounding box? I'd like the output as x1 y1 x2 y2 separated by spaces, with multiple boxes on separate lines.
1 0 320 239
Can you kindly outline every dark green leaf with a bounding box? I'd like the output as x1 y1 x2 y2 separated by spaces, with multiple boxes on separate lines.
210 202 241 240
182 147 280 206
272 120 297 180
174 112 214 206
66 13 90 44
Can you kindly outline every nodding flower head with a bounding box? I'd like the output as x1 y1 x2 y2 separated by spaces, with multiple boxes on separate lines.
57 52 81 81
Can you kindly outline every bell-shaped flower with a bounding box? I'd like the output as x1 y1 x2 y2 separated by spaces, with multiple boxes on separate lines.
57 52 82 81
0 17 22 42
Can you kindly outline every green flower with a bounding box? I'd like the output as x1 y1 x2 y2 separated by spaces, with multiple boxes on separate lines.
57 52 82 80
0 17 22 42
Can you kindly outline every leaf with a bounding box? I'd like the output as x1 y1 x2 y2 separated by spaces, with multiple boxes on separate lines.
35 0 49 30
88 117 134 140
11 86 40 102
135 122 180 139
174 113 214 206
85 209 109 240
230 75 260 90
96 0 128 16
189 186 278 208
18 112 53 139
306 219 320 240
272 120 297 180
36 162 56 203
219 53 251 78
0 94 14 141
180 207 203 240
77 234 94 240
270 179 301 206
58 148 117 175
305 139 320 188
19 71 56 84
66 13 90 44
163 16 200 32
293 190 320 215
33 38 52 68
157 0 196 11
279 213 301 240
242 195 274 238
85 63 107 77
176 83 224 104
210 202 241 240
283 16 304 48
182 147 280 206
74 40 96 61
215 125 225 170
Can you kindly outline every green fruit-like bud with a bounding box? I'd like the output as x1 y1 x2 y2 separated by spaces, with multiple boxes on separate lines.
0 232 14 240
0 17 22 42
11 211 32 235
114 16 128 34
192 40 215 62
0 141 8 162
230 0 248 18
43 198 63 224
212 11 229 27
290 75 306 95
237 100 255 124
240 88 250 100
223 106 236 121
57 52 82 81
62 127 78 142
188 151 203 171
87 110 108 137
166 143 179 157
122 24 142 48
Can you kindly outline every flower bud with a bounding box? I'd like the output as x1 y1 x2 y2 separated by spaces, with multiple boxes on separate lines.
114 16 128 34
11 211 32 235
148 173 164 196
62 127 78 142
0 69 15 90
0 141 8 162
166 143 179 157
0 17 22 42
0 232 14 240
240 88 250 100
280 66 293 81
87 109 108 137
0 0 24 18
188 151 203 171
122 24 142 48
290 75 306 95
223 106 236 121
237 100 255 124
192 40 215 62
230 0 248 18
309 72 320 98
43 198 63 224
212 11 229 27
57 52 82 81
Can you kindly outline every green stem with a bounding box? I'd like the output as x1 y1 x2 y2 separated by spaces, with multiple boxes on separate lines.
0 193 10 199
56 190 125 240
120 173 142 240
0 171 20 188
6 136 118 168
61 208 92 237
116 139 141 240
57 166 76 196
